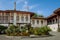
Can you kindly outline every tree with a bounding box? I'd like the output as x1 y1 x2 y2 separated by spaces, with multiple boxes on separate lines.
38 15 44 17
32 13 38 17
33 13 44 17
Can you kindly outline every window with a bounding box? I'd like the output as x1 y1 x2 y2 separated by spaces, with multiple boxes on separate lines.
1 16 4 23
0 16 1 20
11 16 13 20
21 16 24 21
11 13 14 16
56 19 57 23
53 20 54 24
10 16 13 22
6 13 10 16
4 16 8 23
0 13 1 16
2 13 4 16
41 20 43 25
37 20 39 24
0 16 1 23
16 16 19 21
48 21 49 25
26 16 28 21
32 20 35 24
50 20 52 24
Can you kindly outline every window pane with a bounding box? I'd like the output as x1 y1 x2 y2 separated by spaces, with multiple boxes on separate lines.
37 20 39 24
56 19 57 23
6 13 10 16
26 16 28 21
16 16 19 21
41 20 43 24
21 16 24 21
32 20 35 24
2 13 4 16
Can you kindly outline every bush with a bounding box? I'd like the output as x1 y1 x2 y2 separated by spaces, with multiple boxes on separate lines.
5 25 21 36
5 24 31 36
31 26 51 35
0 25 7 34
39 26 51 35
20 24 30 36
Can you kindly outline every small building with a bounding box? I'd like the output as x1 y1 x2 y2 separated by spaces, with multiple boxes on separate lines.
31 17 47 27
47 8 60 31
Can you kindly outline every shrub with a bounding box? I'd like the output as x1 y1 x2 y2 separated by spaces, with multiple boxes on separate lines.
40 26 51 35
0 25 7 34
20 24 30 36
5 25 21 36
31 26 51 35
24 24 31 33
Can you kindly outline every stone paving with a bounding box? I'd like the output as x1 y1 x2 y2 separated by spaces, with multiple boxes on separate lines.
0 32 60 40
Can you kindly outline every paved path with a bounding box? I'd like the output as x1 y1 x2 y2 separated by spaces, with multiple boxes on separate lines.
0 32 60 40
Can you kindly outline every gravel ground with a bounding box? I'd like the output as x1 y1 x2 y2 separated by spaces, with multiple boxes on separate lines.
0 32 60 40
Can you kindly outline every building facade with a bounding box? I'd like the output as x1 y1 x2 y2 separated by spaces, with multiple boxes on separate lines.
0 10 33 26
0 8 60 32
47 8 60 31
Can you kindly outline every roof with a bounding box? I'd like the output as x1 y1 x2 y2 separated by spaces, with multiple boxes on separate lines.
31 17 46 20
54 8 60 13
47 13 57 19
0 10 34 16
47 8 60 19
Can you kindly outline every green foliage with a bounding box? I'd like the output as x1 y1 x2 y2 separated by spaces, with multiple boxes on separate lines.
0 25 7 34
34 13 38 17
38 15 44 17
33 13 44 17
5 25 20 36
21 27 26 32
39 26 51 35
5 24 51 36
30 26 51 35
20 24 31 36
24 24 31 33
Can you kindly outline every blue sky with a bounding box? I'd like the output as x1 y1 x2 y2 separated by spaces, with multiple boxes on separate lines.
0 0 60 17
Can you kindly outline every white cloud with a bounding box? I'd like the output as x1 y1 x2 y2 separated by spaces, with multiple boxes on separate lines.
16 0 27 4
21 1 39 11
20 1 28 11
16 0 39 12
37 10 43 14
24 1 28 4
29 4 38 10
